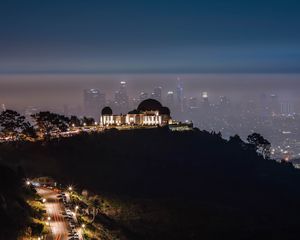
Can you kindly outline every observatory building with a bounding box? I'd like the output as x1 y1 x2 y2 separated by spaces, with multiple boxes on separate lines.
100 99 172 126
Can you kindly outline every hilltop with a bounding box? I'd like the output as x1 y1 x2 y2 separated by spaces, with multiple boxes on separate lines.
1 128 300 239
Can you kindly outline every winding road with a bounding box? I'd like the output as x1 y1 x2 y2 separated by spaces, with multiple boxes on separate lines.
36 187 70 240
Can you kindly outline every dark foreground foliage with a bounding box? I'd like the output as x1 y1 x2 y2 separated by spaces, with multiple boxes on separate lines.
1 128 300 239
0 164 43 239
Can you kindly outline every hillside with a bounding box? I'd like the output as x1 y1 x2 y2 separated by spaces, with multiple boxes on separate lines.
0 164 46 240
1 128 300 239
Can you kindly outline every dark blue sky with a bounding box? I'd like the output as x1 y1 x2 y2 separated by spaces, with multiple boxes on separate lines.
0 0 300 73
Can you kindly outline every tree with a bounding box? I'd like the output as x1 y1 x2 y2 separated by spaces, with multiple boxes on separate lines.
82 116 95 126
31 111 69 139
70 115 81 127
0 110 26 139
21 121 37 139
228 134 245 147
247 133 271 159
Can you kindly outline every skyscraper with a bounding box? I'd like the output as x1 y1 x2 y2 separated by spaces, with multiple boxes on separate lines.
202 92 208 102
281 102 294 116
84 88 106 119
139 91 148 102
114 81 129 113
151 87 162 102
201 92 210 110
176 78 184 112
188 97 198 109
166 91 174 109
270 94 280 116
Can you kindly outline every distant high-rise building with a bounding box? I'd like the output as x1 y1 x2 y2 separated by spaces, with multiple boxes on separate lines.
114 81 129 112
218 96 231 114
151 87 162 102
176 78 184 111
84 88 106 119
201 92 210 110
188 97 198 109
139 92 148 102
281 102 294 116
182 97 188 112
202 92 208 100
2 104 6 111
131 97 140 109
219 96 230 105
270 94 280 115
166 91 174 108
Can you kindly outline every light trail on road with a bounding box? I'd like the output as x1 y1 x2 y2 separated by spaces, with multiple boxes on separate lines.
36 187 71 240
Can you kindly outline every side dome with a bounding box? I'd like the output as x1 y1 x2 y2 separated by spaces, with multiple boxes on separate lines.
160 106 171 116
101 106 113 115
137 99 162 112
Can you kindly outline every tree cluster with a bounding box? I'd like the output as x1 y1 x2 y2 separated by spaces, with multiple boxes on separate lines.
0 109 95 141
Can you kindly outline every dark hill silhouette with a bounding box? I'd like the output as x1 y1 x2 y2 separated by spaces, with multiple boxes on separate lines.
0 128 300 239
0 164 38 239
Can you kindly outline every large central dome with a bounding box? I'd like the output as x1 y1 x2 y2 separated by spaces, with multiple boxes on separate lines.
137 99 163 112
101 106 113 115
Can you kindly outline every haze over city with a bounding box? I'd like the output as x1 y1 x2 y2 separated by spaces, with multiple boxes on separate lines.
1 73 299 108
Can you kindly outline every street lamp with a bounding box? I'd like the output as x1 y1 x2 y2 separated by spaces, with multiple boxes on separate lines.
42 198 46 203
68 186 73 191
46 216 51 226
26 180 31 186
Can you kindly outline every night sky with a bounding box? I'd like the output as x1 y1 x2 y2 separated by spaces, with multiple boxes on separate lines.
1 0 300 73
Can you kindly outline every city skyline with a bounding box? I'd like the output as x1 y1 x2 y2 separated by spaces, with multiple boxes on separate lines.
0 73 299 110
